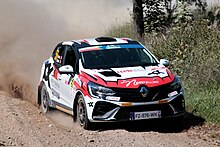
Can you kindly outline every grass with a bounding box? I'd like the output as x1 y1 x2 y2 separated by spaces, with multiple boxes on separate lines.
105 20 220 123
185 87 220 122
105 21 136 39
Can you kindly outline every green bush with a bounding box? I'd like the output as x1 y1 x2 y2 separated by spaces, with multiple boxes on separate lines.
105 20 220 123
149 21 220 87
105 21 136 39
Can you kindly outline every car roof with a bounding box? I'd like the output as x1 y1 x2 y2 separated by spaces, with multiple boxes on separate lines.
62 37 139 49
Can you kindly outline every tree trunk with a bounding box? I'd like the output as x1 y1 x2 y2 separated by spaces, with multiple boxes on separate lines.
133 0 144 41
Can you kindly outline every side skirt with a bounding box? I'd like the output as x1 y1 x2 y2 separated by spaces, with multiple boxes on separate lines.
51 100 73 115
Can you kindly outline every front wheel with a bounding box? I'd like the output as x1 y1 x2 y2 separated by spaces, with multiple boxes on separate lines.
40 84 50 113
77 95 92 130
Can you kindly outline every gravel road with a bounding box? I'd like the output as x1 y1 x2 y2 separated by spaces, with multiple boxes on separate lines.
0 91 219 147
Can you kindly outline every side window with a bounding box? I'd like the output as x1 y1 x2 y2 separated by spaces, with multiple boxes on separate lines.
138 49 154 63
52 45 65 65
63 46 76 70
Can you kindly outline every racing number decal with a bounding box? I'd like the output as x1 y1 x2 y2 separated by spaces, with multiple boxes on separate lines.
148 69 169 79
43 63 53 88
148 70 164 75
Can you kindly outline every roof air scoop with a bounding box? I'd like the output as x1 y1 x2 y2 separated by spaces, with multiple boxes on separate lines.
95 37 117 42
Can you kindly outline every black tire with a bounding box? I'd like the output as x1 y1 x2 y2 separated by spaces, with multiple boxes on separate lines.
40 84 50 113
77 95 92 130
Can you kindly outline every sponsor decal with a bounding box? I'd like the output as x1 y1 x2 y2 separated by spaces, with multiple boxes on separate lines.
168 91 178 97
133 68 146 72
114 68 168 78
54 49 62 63
116 69 132 74
65 76 77 88
106 45 121 49
106 96 121 101
121 79 159 87
79 44 143 52
88 102 94 107
54 49 59 61
115 68 146 74
70 79 74 88
43 63 53 88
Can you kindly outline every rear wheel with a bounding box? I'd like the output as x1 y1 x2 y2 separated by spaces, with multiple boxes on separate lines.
40 84 50 113
77 95 92 130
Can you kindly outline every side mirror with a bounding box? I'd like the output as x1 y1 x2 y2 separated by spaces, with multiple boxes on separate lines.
160 59 169 67
59 65 74 74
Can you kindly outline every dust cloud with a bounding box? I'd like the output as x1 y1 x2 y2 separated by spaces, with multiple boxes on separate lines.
0 0 131 104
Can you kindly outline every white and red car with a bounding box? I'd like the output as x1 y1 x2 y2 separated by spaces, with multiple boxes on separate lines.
38 37 185 129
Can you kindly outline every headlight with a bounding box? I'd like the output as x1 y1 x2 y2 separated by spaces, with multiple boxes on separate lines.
170 76 181 90
87 82 115 99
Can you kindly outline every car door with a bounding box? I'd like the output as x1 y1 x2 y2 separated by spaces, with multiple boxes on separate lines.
56 45 77 109
49 44 66 106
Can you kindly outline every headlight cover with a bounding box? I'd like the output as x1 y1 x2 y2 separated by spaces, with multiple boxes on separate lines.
87 82 115 99
170 76 181 90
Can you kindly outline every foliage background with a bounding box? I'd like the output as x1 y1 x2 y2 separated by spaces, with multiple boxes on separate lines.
106 0 220 122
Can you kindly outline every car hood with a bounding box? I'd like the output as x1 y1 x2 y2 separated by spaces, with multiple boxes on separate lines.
81 66 175 88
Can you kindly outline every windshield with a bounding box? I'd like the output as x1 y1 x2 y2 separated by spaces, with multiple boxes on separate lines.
81 47 158 69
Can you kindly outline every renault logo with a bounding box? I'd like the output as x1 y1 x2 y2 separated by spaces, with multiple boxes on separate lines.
139 86 149 98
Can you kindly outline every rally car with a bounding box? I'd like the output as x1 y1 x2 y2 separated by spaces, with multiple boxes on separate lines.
38 37 185 129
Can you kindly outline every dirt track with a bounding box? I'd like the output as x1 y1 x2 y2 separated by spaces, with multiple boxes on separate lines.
0 91 220 147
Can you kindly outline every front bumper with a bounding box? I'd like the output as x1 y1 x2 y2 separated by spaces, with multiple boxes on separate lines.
90 91 185 122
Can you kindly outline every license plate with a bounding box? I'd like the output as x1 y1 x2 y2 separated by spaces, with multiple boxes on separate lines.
130 110 161 120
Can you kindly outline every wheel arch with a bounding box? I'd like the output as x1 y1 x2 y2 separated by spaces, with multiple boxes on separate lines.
73 91 84 121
